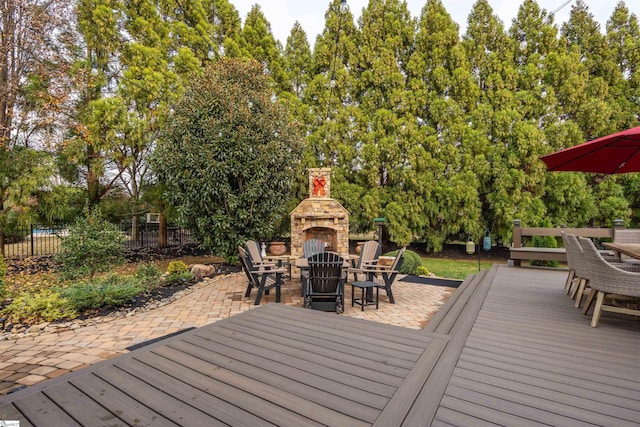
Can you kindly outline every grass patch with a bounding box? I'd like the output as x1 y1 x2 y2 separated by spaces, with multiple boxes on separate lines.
421 257 497 280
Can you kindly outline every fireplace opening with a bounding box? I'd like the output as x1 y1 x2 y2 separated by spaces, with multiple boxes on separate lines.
304 227 338 252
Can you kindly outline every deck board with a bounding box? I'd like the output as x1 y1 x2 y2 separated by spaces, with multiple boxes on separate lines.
0 403 34 427
2 267 640 426
214 316 419 371
147 344 376 424
434 266 640 427
174 333 392 407
43 382 127 426
0 303 437 426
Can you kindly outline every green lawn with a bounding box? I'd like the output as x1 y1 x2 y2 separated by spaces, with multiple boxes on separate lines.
421 257 498 280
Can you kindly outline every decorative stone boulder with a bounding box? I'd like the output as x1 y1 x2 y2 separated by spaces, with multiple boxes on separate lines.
188 264 216 282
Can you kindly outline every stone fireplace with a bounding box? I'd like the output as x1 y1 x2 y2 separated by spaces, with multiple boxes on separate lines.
290 168 349 257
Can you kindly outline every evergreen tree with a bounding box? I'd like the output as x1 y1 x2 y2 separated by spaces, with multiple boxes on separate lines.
479 0 557 238
404 0 481 250
283 22 313 98
301 0 357 202
240 5 288 93
606 1 640 129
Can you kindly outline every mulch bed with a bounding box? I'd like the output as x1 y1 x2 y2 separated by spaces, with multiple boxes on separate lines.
1 244 240 335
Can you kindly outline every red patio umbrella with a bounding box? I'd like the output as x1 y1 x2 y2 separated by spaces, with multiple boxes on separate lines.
540 125 640 174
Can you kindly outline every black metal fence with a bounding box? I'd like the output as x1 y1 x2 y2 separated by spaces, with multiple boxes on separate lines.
2 223 196 259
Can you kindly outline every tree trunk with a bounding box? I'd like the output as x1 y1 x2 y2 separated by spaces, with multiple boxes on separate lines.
87 144 101 207
131 215 138 242
158 211 167 247
0 230 5 258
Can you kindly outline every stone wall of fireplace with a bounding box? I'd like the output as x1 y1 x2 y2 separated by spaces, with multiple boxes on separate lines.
290 168 349 257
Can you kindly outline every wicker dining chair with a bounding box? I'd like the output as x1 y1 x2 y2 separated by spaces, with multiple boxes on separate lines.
612 229 640 264
562 233 593 307
561 232 578 295
577 237 640 327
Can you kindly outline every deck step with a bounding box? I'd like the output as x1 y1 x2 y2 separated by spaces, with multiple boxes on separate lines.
375 264 499 426
423 268 489 335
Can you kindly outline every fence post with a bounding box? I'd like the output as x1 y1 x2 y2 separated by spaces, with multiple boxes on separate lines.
30 224 35 256
512 219 522 267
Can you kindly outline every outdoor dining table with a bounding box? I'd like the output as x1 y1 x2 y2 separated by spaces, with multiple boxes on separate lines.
602 242 640 260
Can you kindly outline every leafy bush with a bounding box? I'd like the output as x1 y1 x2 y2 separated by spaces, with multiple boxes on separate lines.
59 274 143 311
166 261 188 274
415 265 431 276
135 262 161 289
152 58 304 258
1 289 77 323
164 271 194 286
57 208 127 279
383 249 422 275
527 219 560 268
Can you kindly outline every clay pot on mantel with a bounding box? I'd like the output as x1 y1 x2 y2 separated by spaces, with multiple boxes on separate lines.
355 242 363 255
268 241 287 256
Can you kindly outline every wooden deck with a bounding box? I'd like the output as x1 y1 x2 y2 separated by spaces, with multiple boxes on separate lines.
2 265 640 426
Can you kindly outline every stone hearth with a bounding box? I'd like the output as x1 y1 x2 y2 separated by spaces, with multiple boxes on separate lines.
290 168 349 257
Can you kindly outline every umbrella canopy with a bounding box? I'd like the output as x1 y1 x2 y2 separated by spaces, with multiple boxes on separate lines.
540 125 640 174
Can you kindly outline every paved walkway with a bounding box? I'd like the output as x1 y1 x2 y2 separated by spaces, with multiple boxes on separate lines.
0 272 455 395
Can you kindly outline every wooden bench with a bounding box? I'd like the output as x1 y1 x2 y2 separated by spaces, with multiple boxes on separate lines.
510 222 616 266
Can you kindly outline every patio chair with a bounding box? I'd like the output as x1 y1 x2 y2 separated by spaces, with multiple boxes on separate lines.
612 229 640 264
561 232 578 294
304 251 345 313
303 238 326 258
350 240 381 282
238 246 284 305
361 247 406 304
578 237 640 327
245 240 277 268
565 234 640 309
563 233 591 306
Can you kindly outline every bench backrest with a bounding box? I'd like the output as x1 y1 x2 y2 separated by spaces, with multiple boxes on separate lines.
513 226 614 248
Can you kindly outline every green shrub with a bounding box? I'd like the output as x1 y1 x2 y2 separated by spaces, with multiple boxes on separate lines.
415 265 431 276
163 261 193 285
166 261 188 275
164 271 194 286
135 262 161 289
383 249 422 275
59 274 143 311
57 208 127 279
1 289 76 323
529 235 560 268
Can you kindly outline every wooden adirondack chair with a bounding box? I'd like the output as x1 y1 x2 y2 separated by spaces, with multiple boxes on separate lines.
304 252 345 313
303 238 326 258
350 240 381 282
360 247 406 304
238 246 285 305
245 240 277 268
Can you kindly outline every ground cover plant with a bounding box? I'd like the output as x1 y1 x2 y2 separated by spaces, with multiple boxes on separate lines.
0 256 203 327
422 258 496 280
0 213 206 327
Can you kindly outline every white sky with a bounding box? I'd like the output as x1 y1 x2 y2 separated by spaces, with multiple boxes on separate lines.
231 0 628 47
